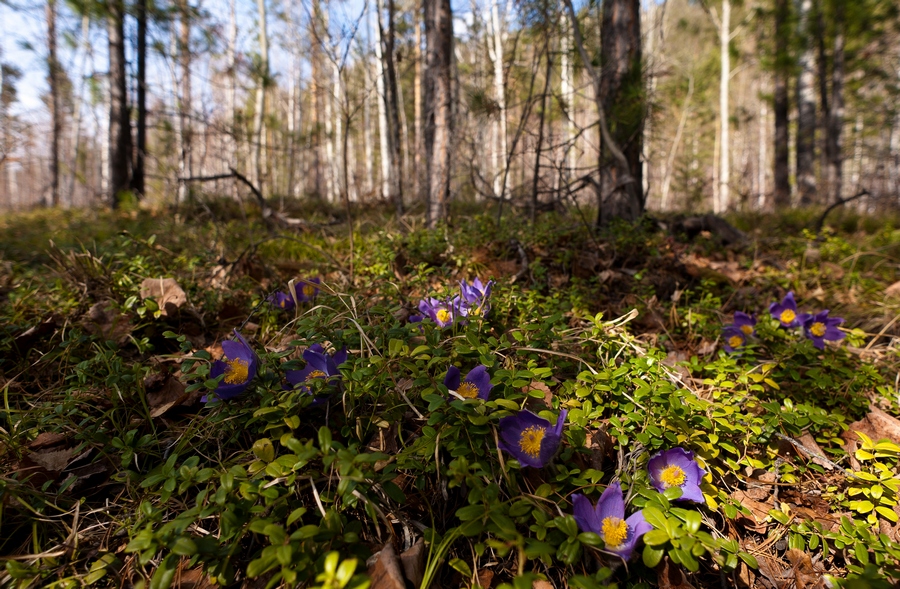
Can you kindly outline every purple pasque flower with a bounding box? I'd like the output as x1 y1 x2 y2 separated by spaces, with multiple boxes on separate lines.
459 278 495 318
204 330 258 402
733 311 756 336
498 409 567 468
769 291 800 328
418 297 460 328
444 365 492 400
799 310 845 350
268 290 295 311
294 277 321 303
285 343 349 395
572 482 651 561
722 326 747 354
647 447 705 503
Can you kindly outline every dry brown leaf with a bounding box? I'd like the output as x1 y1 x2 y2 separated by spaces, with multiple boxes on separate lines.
400 538 425 588
476 568 494 589
531 581 553 589
146 374 189 417
29 447 78 472
82 301 132 343
522 381 552 407
140 277 187 317
656 557 695 589
367 543 405 589
886 280 900 299
843 407 900 451
731 489 772 532
795 434 834 471
28 432 68 451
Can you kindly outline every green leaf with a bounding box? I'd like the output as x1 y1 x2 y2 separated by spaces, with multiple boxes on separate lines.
252 439 275 463
382 481 406 503
318 427 333 451
642 545 664 568
170 536 197 556
449 558 473 578
642 506 667 530
457 504 485 521
643 529 670 547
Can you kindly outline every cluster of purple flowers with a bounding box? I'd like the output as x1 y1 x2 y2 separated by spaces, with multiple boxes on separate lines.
204 329 348 403
268 277 321 311
721 311 757 353
722 291 846 352
572 448 705 560
770 291 846 350
416 278 495 327
208 277 715 568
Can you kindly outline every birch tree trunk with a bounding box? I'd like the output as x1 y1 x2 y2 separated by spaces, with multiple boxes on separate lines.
107 0 130 208
414 17 423 204
560 11 575 179
227 0 237 196
796 0 817 205
717 0 730 214
372 1 391 199
488 0 508 199
424 0 453 227
252 0 269 192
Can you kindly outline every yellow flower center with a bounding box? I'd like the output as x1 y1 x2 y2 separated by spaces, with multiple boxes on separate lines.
659 465 686 488
279 299 287 308
436 309 452 324
601 516 628 549
307 370 327 379
810 322 826 337
224 358 250 384
780 309 796 324
457 381 479 399
518 426 546 458
470 306 482 316
740 324 753 335
728 335 744 349
303 284 316 298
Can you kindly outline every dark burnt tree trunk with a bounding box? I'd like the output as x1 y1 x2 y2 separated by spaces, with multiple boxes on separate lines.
132 0 147 198
826 0 844 204
424 0 452 228
46 0 60 206
381 0 404 215
107 0 131 208
773 0 791 208
599 0 643 225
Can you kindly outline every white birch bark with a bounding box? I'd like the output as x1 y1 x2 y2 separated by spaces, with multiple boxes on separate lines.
560 10 575 177
251 0 268 191
227 0 237 196
488 0 508 199
717 0 730 213
372 1 390 199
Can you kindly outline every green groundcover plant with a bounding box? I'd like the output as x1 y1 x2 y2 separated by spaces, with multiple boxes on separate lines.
2 206 900 589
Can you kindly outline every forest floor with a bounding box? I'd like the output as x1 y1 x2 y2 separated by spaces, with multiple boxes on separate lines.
2 200 900 589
